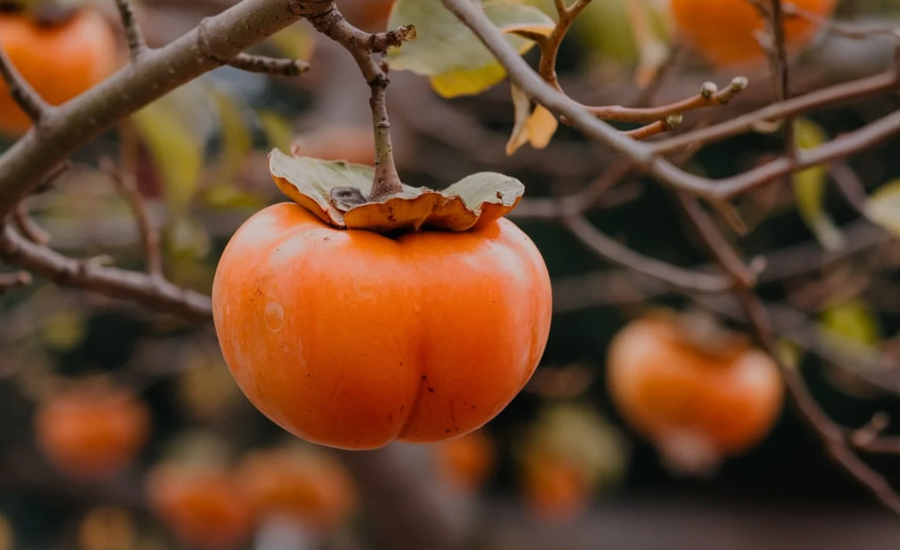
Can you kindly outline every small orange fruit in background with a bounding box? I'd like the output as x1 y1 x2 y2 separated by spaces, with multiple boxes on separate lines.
34 383 150 481
516 404 629 523
606 312 784 474
669 0 837 67
146 464 256 550
0 5 118 136
521 451 590 522
236 446 357 532
433 429 496 494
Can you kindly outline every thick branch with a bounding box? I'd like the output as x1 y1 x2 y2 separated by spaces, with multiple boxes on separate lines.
0 0 316 217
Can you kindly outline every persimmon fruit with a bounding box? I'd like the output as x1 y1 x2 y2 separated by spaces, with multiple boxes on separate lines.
521 452 590 523
0 6 117 136
433 429 496 493
34 384 150 481
606 314 784 471
146 464 255 550
669 0 837 67
213 203 552 450
236 446 357 531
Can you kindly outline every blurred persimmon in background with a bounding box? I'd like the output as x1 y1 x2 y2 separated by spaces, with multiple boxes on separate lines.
669 0 837 67
432 429 497 494
34 382 150 481
0 3 118 136
606 311 784 475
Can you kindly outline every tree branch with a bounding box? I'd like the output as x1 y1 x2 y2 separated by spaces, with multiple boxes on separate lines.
0 225 211 323
0 44 51 126
113 0 148 59
0 0 318 218
227 53 309 76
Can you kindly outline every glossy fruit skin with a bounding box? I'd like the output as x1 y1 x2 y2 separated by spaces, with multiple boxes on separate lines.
434 430 496 493
146 465 255 550
34 387 150 481
0 9 117 136
236 448 357 531
606 316 784 456
669 0 837 66
212 204 552 450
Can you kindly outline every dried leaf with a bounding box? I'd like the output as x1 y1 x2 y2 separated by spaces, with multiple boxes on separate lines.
268 149 525 232
387 0 554 98
506 84 558 155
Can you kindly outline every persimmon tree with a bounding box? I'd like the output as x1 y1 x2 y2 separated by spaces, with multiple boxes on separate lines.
4 0 900 548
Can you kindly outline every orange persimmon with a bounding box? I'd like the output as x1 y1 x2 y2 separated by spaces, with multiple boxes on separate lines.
34 384 150 481
669 0 837 67
236 446 357 531
433 429 496 493
606 314 784 471
0 6 118 136
522 452 590 522
146 464 256 550
212 203 552 450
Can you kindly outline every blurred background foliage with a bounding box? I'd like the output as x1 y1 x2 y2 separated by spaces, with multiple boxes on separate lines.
6 0 900 548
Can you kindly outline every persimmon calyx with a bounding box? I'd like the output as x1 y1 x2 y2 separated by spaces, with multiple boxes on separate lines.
268 148 526 233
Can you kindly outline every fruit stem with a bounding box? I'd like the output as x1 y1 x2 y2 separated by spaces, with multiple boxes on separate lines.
367 74 403 202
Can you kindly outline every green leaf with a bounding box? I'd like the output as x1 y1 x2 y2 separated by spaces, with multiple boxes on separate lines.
865 178 900 238
131 83 213 216
387 0 554 98
792 118 844 251
819 298 881 351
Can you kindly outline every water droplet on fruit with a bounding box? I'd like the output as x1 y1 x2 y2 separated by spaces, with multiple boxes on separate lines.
265 302 285 332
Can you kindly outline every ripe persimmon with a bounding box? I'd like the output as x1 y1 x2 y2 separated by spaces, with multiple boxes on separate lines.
236 446 357 531
34 384 150 481
212 154 552 451
237 448 357 531
606 313 784 472
433 429 496 493
146 464 255 550
669 0 836 67
521 452 590 522
0 6 118 136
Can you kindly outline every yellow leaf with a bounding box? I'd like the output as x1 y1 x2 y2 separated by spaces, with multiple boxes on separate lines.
388 0 555 98
131 84 211 216
41 310 85 352
792 118 844 251
506 84 558 154
267 22 316 62
258 111 294 152
865 178 900 238
820 298 881 351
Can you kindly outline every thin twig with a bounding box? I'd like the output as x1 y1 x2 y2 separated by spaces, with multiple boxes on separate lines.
113 0 148 59
227 53 309 76
12 202 49 245
828 161 870 215
784 2 900 41
561 213 734 292
0 44 50 125
304 7 414 200
0 270 31 292
0 224 210 322
99 157 163 278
